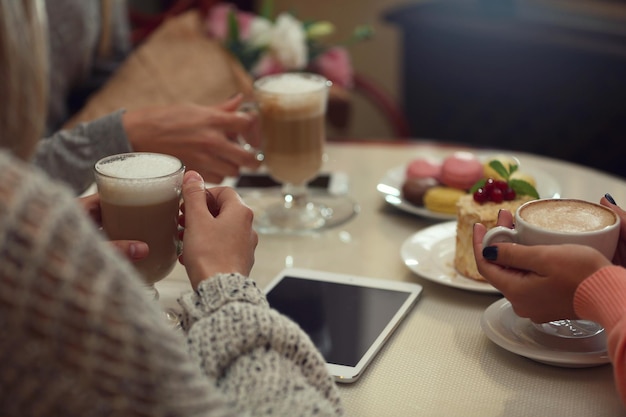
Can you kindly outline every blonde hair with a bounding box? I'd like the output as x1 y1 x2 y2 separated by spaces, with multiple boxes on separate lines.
0 0 48 160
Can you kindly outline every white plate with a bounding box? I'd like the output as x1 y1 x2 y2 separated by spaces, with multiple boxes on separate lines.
481 298 609 368
377 154 562 220
401 221 498 293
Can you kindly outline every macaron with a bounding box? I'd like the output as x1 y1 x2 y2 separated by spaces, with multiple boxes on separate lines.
402 177 439 206
423 186 467 214
440 152 484 190
405 158 442 181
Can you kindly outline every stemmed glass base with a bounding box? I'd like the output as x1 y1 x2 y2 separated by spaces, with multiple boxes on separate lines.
533 320 604 339
251 184 359 234
146 283 182 329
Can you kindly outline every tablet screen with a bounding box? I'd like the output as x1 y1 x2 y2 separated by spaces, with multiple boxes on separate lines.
266 274 416 368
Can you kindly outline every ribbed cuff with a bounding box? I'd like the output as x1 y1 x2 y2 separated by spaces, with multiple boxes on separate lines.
574 265 626 331
177 273 267 328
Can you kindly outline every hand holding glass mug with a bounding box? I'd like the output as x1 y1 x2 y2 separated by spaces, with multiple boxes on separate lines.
476 198 620 338
94 152 185 299
78 193 150 261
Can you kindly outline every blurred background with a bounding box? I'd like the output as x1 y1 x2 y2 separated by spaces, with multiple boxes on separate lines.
129 0 626 178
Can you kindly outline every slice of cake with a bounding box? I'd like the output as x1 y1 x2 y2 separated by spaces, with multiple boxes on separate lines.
453 157 540 281
454 194 533 281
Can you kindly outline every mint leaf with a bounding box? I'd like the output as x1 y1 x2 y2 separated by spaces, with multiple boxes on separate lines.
488 160 510 180
469 178 486 194
509 179 539 199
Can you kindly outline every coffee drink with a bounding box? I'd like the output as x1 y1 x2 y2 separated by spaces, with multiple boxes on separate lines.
94 153 184 285
255 73 329 186
519 199 616 233
483 198 620 260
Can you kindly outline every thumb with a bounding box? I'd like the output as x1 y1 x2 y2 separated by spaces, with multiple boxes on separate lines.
182 171 209 223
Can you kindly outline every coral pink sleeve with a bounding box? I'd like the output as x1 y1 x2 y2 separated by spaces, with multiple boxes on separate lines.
574 265 626 405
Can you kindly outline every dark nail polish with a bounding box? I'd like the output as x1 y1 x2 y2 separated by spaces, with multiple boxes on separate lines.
483 246 498 261
605 193 617 205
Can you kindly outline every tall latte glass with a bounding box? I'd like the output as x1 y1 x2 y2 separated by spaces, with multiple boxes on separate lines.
483 198 620 339
94 152 184 298
254 72 357 234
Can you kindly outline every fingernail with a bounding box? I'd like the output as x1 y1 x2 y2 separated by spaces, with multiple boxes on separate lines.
130 242 149 260
483 246 498 261
184 171 204 184
605 193 617 205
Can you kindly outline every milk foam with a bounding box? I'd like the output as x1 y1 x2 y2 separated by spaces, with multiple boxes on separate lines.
259 73 326 94
256 73 328 119
95 153 183 205
521 201 615 233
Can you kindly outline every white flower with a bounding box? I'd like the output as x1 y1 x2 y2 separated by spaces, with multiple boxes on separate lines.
267 12 308 70
247 16 273 49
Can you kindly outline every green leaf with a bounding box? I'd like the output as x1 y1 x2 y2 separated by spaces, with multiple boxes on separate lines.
509 179 539 199
488 160 510 180
470 178 487 194
227 10 240 43
260 0 274 20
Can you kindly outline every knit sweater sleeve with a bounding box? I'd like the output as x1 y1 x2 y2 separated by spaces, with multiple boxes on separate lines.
32 110 132 195
178 276 344 416
574 265 626 405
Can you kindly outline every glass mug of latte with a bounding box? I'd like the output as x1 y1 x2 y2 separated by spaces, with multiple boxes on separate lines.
253 72 357 234
483 198 620 338
94 152 185 299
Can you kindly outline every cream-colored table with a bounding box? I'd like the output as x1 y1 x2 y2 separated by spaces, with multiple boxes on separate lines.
157 140 626 417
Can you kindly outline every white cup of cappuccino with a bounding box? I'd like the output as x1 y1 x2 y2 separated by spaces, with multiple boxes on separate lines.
94 152 185 288
483 198 620 260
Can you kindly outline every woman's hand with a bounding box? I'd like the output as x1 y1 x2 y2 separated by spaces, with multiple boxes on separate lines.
472 210 611 323
178 171 257 289
77 193 149 261
122 94 262 185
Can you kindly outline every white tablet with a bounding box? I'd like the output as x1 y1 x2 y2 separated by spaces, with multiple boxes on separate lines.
264 268 423 383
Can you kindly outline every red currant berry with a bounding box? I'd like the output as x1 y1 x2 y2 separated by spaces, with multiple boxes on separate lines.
494 180 508 191
490 188 504 203
473 188 489 203
484 178 496 194
503 188 516 201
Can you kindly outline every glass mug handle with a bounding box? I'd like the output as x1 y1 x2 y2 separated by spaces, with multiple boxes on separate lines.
236 101 264 162
482 226 518 249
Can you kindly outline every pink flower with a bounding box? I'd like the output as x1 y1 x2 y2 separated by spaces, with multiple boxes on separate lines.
251 54 286 78
310 47 353 88
206 3 257 41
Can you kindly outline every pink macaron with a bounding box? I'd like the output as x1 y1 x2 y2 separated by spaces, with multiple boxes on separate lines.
440 151 483 190
405 158 442 181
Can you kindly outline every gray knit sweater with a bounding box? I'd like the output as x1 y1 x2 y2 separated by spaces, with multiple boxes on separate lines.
0 151 344 417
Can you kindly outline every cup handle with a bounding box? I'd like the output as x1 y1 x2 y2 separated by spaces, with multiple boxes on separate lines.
482 226 518 249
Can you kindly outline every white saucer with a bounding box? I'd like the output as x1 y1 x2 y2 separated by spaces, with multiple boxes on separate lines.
481 298 610 368
400 221 498 293
377 153 561 220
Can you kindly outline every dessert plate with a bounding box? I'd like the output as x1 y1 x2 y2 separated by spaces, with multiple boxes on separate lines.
377 154 561 220
400 221 498 293
481 298 610 367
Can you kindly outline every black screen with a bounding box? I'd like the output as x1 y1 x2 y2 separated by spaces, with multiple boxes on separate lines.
266 276 412 367
236 174 331 189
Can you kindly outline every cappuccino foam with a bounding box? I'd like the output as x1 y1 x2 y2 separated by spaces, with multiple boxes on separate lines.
520 200 616 233
95 153 183 205
255 73 328 119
